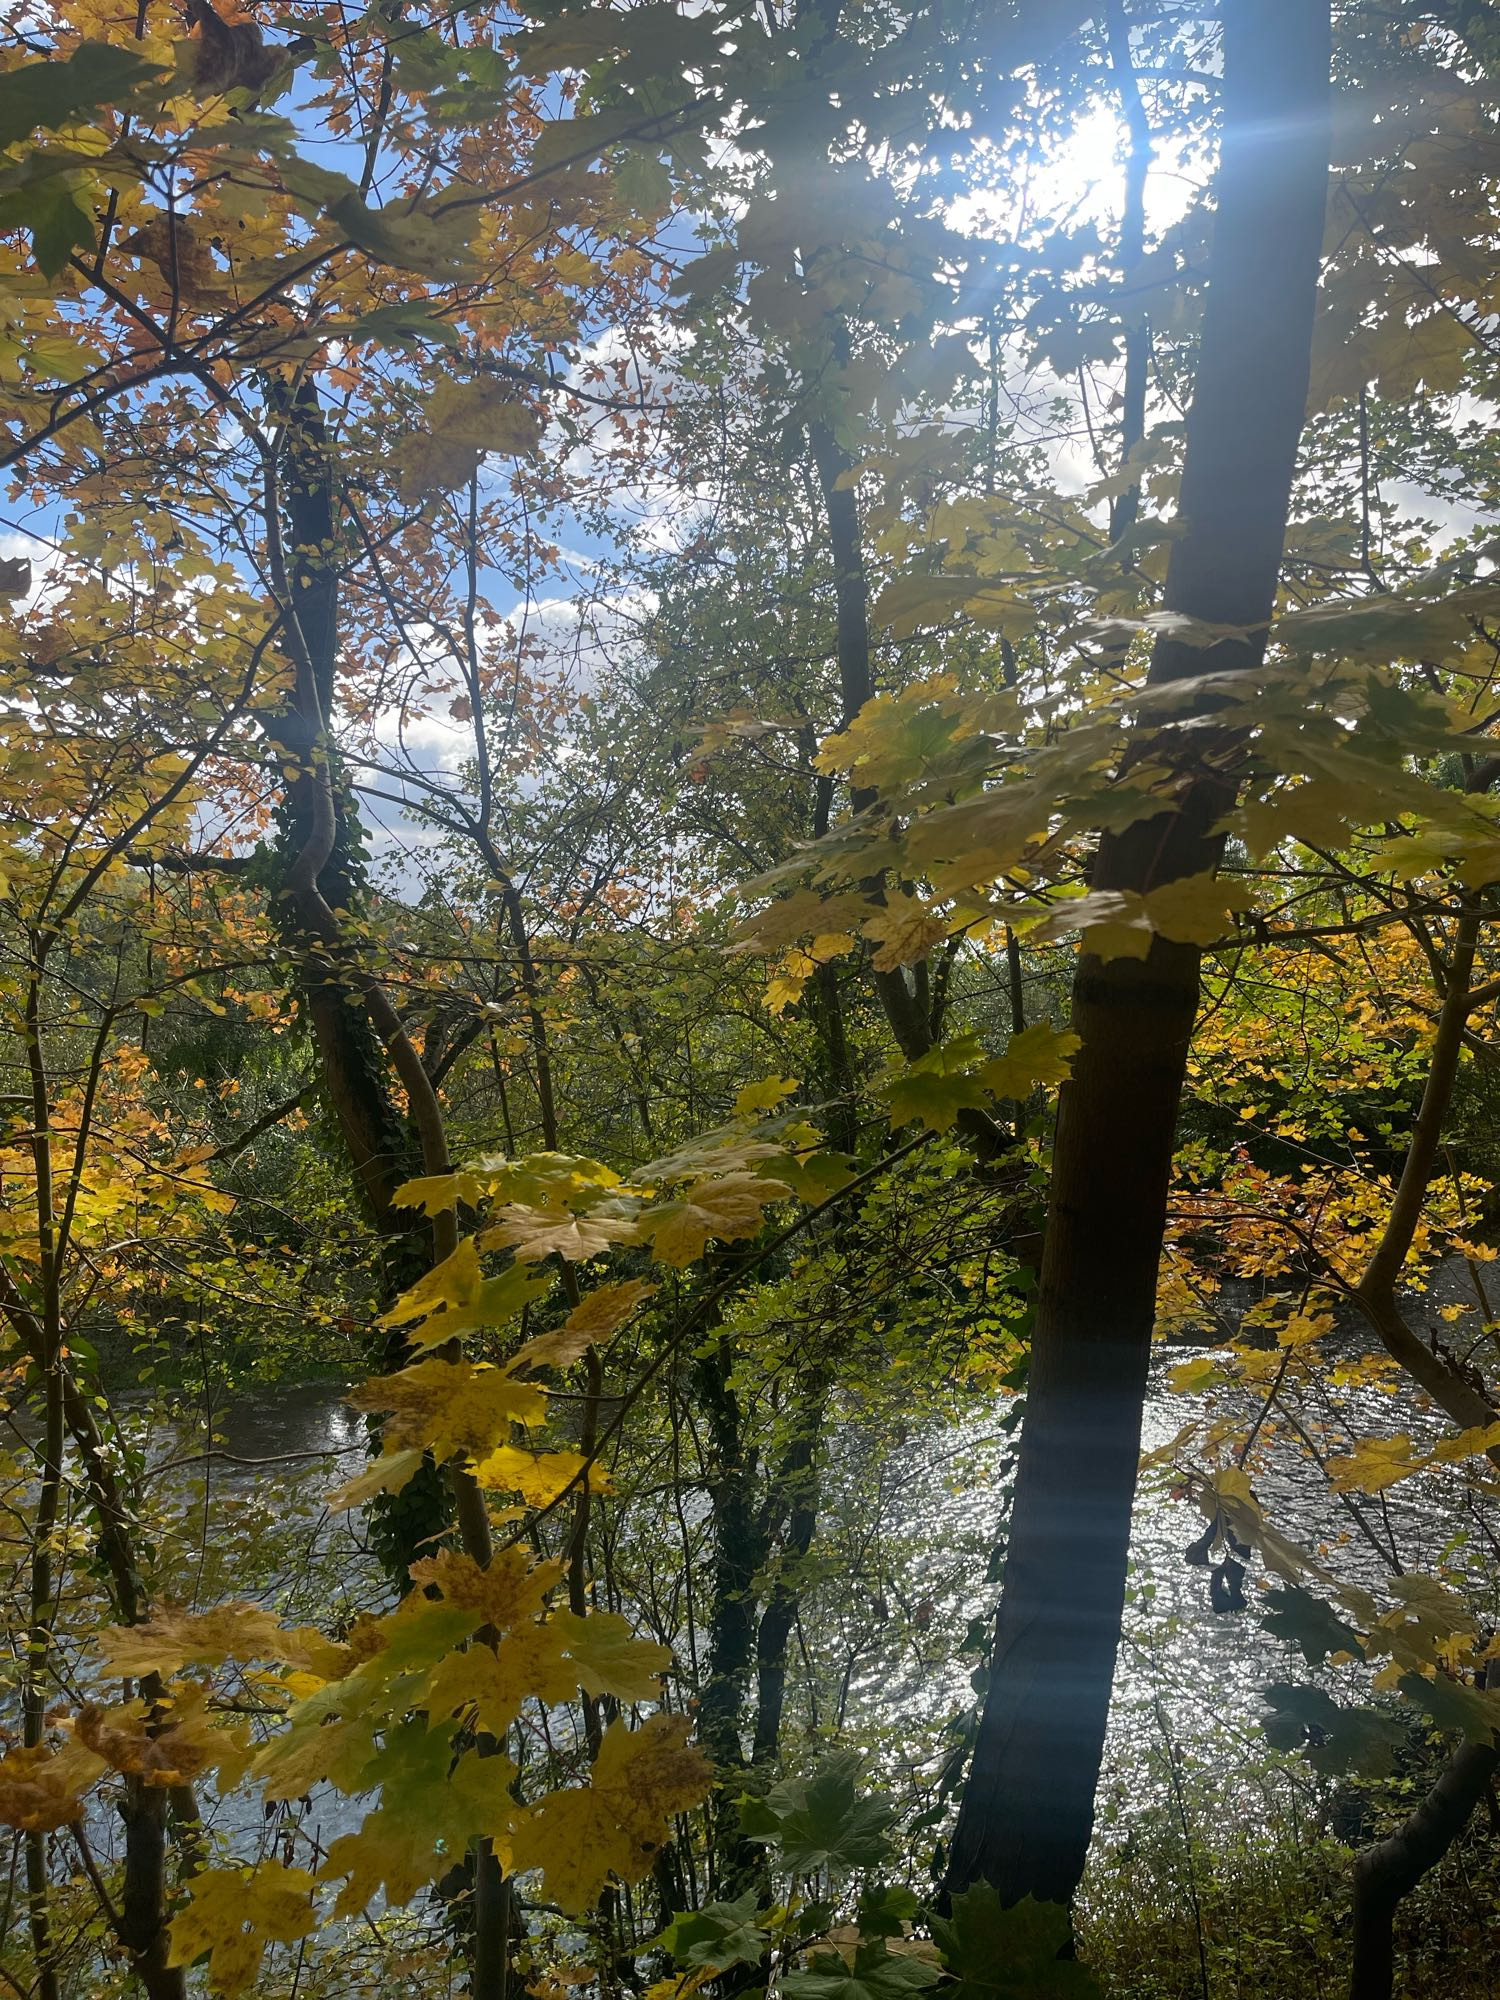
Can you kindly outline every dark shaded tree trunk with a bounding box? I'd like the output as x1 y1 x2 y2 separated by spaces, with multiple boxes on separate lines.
1349 1718 1499 2000
263 380 422 1246
751 1377 828 1766
695 1337 766 1786
944 0 1331 1909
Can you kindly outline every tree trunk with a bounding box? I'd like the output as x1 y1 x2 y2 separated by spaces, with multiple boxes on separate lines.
751 1378 827 1766
944 0 1330 1909
1349 1721 1499 2000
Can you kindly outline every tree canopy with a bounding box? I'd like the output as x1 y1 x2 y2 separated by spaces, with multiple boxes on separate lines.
1 2 1499 1998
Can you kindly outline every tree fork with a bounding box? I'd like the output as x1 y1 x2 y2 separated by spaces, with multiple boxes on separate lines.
944 0 1331 1910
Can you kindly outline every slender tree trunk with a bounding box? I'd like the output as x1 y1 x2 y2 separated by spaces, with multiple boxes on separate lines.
944 0 1331 1908
694 1338 765 1790
750 1381 826 1766
1106 0 1152 548
1349 1710 1499 2000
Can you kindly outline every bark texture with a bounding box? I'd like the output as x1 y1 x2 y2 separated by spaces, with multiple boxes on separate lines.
944 0 1331 1908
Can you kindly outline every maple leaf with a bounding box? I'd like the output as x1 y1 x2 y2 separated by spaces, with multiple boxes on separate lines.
392 1170 487 1215
1262 1683 1404 1777
883 1035 990 1135
487 1202 642 1263
469 1152 625 1206
1142 873 1255 946
738 1752 894 1874
1025 889 1154 961
508 1713 712 1913
861 899 951 971
252 1602 481 1801
775 1147 858 1203
659 1889 770 1972
1325 1434 1424 1495
550 1608 673 1701
320 1722 520 1916
979 1021 1081 1100
377 1238 552 1349
407 1547 563 1630
508 1278 656 1372
325 1446 425 1510
167 1862 319 1998
96 1603 351 1682
392 376 543 499
0 1739 107 1832
1259 1586 1368 1666
75 1683 252 1789
636 1130 788 1184
782 1942 940 2000
733 1074 800 1118
320 1806 441 1919
643 1172 791 1267
931 1887 1100 2000
472 1443 597 1505
1431 1420 1500 1465
814 675 964 788
423 1626 577 1733
351 1355 548 1460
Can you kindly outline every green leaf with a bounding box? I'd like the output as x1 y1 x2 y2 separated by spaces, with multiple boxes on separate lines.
737 1753 894 1875
326 191 478 279
856 1885 921 1941
0 180 95 279
612 144 671 214
341 302 461 351
782 1943 939 2000
0 43 166 149
771 1150 858 1203
884 1034 989 1136
978 1022 1080 1100
1262 1683 1404 1777
1260 1587 1367 1666
931 1888 1100 2000
659 1890 770 1971
1397 1672 1500 1743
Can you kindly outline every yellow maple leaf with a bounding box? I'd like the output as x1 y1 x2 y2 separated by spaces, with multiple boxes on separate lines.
423 1626 577 1732
978 1021 1081 1100
1326 1434 1424 1495
392 1171 486 1216
508 1279 657 1373
320 1808 446 1917
507 1714 712 1913
472 1444 599 1505
860 899 950 971
549 1609 672 1702
392 376 544 501
486 1203 642 1263
377 1240 552 1349
96 1603 351 1682
733 1075 800 1119
642 1172 791 1268
1142 873 1255 946
407 1547 563 1630
325 1446 425 1510
351 1355 547 1460
1431 1421 1500 1465
1278 1310 1336 1349
75 1683 252 1789
168 1863 318 1996
379 1237 485 1329
0 1739 108 1832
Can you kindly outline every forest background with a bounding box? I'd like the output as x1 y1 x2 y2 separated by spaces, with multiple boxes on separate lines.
1 2 1500 1998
